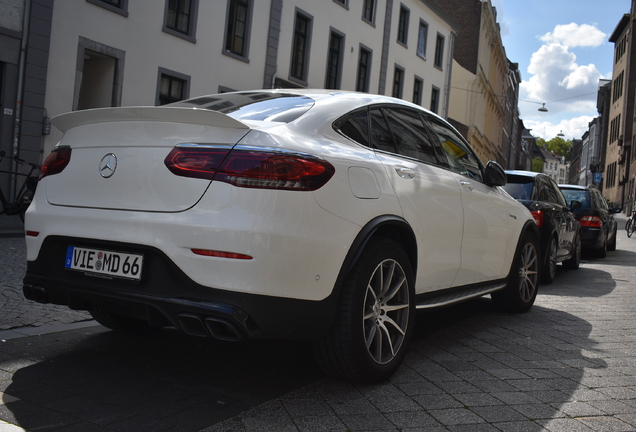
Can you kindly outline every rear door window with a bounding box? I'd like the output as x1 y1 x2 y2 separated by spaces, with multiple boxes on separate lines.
423 116 484 182
382 108 442 166
369 108 397 153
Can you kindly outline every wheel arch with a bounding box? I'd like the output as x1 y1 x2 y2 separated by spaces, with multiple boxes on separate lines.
333 215 417 296
513 220 540 276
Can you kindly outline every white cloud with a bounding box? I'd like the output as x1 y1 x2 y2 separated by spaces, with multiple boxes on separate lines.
521 42 603 115
539 23 606 48
524 115 595 140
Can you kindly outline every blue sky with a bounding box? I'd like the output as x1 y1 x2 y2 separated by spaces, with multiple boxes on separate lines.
490 0 630 140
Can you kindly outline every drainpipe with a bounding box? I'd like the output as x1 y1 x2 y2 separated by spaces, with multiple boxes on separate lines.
10 0 31 202
443 32 455 120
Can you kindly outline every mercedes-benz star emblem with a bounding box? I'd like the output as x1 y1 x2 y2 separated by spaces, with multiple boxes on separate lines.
99 153 117 178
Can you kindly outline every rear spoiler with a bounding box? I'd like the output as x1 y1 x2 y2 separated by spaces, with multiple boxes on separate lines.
51 106 250 133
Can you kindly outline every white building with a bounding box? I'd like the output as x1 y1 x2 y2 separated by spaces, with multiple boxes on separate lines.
579 117 604 187
541 147 568 185
24 0 457 157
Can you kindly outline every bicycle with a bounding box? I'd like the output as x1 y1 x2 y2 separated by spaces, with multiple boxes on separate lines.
627 210 636 238
0 150 40 222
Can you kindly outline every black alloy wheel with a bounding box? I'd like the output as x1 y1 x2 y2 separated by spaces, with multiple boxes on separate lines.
541 237 557 284
562 233 581 270
313 237 415 384
492 231 539 313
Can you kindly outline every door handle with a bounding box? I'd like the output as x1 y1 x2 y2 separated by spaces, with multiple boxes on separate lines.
395 167 415 179
460 181 473 191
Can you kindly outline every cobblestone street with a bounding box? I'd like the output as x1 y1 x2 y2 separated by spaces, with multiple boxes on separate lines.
0 218 92 331
2 215 636 431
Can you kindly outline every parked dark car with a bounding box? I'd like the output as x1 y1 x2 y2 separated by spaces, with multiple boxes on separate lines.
558 184 621 258
504 171 581 284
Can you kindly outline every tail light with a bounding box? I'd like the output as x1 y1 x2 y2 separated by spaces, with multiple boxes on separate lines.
164 148 230 180
39 146 72 180
165 147 335 191
579 215 603 228
531 210 544 227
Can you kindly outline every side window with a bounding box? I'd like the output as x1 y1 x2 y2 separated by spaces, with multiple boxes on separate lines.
383 108 440 165
156 68 191 105
538 177 557 203
163 0 199 43
369 108 397 153
538 182 553 203
548 179 567 207
224 0 252 61
595 191 609 210
424 116 483 182
87 0 129 16
336 109 370 147
290 10 312 84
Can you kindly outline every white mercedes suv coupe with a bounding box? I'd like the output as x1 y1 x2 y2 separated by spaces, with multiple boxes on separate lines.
23 90 539 383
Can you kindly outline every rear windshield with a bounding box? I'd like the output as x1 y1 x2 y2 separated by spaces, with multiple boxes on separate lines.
502 177 534 200
169 92 315 123
561 189 591 210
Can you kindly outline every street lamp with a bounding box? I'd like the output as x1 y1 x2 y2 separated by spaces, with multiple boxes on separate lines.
557 130 564 137
538 103 548 112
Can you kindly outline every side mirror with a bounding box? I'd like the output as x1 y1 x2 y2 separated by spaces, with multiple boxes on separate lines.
570 200 582 211
484 161 506 187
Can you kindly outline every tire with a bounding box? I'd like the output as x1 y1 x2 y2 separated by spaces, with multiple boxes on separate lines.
596 237 607 258
540 237 557 284
492 231 539 313
608 227 617 251
562 233 581 270
628 219 635 238
313 237 415 384
90 306 160 334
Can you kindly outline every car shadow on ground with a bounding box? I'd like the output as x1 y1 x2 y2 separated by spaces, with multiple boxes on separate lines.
544 246 636 297
0 328 323 431
2 294 602 431
407 298 603 430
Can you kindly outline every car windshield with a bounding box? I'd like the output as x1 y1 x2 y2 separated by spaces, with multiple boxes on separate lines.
503 178 534 200
561 189 591 210
169 92 315 123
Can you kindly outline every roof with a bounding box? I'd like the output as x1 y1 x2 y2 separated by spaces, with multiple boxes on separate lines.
505 170 542 178
609 14 631 43
558 184 587 190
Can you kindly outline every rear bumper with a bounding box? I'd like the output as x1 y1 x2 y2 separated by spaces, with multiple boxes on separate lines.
23 236 340 341
580 227 604 250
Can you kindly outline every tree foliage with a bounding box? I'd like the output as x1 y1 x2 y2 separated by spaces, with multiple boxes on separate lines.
531 157 544 173
538 137 572 161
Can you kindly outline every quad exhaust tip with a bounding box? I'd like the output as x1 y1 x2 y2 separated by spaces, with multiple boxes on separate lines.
177 313 245 342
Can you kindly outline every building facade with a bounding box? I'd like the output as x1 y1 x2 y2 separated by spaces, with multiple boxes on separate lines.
2 0 460 185
606 12 633 209
0 0 51 204
428 0 516 166
579 117 605 187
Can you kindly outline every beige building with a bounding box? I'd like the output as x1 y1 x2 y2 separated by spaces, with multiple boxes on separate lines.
4 0 460 163
428 0 516 166
605 13 630 208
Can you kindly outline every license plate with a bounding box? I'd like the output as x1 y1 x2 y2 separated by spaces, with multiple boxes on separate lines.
65 246 143 280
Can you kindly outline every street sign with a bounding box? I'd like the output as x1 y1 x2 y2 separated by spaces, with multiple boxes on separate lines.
594 173 602 183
